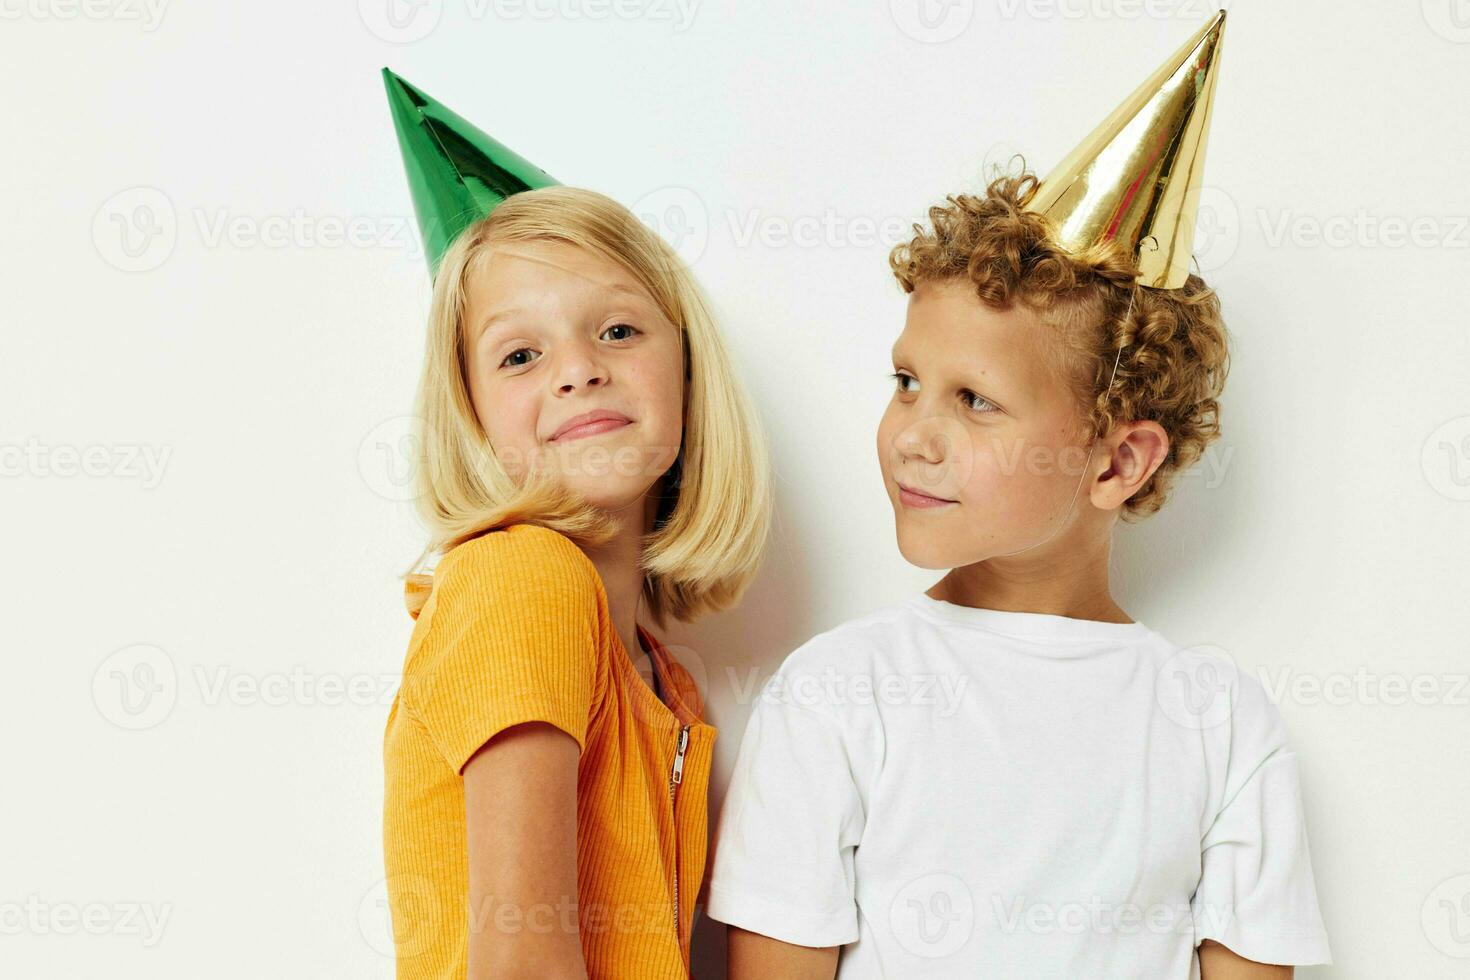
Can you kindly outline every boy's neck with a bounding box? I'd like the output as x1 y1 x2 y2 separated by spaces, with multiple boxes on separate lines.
929 539 1133 624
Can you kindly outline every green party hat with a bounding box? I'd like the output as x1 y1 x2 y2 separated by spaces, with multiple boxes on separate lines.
382 68 558 273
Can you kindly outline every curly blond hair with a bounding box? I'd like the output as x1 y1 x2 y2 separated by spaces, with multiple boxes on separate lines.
888 163 1231 521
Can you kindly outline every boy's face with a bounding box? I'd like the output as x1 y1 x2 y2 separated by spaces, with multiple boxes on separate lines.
876 278 1099 569
461 240 685 514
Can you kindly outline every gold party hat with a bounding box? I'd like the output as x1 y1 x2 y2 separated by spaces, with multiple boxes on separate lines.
1026 10 1228 289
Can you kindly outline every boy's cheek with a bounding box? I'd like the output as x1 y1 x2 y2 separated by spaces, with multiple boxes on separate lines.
874 415 901 486
955 455 1053 533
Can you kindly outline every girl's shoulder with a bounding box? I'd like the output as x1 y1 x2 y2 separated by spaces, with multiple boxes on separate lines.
406 523 601 622
398 523 612 700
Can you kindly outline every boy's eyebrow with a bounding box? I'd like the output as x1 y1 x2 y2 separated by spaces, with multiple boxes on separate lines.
889 345 1014 406
891 344 990 380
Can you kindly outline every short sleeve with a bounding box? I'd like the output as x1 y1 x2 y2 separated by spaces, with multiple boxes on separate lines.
705 668 866 948
1191 674 1332 965
399 526 603 774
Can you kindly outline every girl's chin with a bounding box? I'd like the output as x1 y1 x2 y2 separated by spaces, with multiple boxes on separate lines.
564 479 662 512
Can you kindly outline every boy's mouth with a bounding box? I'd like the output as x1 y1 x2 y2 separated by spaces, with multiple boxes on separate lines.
897 481 957 508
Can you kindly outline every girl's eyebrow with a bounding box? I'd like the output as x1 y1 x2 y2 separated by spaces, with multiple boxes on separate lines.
476 293 656 347
605 282 648 300
474 308 527 344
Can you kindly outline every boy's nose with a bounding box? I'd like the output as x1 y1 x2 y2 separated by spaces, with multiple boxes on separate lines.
897 418 955 462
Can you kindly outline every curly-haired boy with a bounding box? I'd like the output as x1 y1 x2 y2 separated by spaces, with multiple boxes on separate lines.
707 12 1331 979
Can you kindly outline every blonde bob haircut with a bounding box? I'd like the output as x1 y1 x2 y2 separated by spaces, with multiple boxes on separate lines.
402 186 772 629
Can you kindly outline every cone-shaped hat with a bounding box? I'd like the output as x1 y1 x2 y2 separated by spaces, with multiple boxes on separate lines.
382 68 558 274
1026 10 1228 289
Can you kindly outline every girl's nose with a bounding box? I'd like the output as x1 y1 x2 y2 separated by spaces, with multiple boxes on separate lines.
553 342 609 394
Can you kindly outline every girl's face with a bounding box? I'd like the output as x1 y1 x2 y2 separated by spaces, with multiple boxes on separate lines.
876 278 1100 569
462 239 685 515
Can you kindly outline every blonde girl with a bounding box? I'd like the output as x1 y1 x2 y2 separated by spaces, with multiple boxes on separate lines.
382 185 772 980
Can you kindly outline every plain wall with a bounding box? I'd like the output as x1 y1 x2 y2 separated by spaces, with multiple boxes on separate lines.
4 0 1468 976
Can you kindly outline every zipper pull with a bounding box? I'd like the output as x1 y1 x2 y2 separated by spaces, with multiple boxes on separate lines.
672 725 690 785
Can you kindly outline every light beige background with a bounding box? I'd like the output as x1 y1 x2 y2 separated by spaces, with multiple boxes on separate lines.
4 0 1469 977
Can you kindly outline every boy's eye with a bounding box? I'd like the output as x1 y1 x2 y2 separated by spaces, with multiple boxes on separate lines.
962 391 998 413
499 324 639 370
890 371 998 414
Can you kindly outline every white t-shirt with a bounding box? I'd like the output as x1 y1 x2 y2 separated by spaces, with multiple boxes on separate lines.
705 592 1332 978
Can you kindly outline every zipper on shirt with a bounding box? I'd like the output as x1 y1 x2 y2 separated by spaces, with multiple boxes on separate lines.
667 724 691 939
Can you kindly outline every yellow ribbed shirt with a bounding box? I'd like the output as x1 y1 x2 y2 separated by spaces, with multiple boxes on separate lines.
382 523 716 979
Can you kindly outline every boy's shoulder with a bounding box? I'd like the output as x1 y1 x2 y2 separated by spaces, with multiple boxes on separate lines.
1151 640 1288 733
771 594 928 679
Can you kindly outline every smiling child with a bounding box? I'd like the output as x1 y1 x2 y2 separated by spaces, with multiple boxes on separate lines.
706 13 1331 980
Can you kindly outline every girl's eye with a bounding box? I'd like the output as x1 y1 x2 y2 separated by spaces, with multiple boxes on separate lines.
499 324 636 370
501 348 538 369
889 371 917 393
602 323 639 341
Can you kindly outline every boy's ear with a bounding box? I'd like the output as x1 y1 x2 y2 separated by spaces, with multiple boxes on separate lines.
1090 421 1169 512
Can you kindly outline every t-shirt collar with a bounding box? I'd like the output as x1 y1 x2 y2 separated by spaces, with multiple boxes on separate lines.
907 591 1156 644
